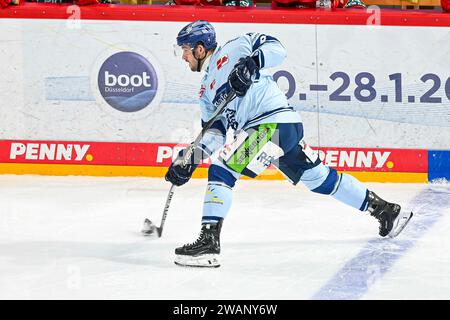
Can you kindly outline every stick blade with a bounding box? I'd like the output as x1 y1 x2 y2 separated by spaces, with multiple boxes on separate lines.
141 218 161 238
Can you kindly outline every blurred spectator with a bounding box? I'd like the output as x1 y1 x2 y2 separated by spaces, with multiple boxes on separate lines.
0 0 11 8
442 0 450 11
273 0 317 8
272 0 366 8
165 0 252 6
222 0 253 6
76 0 99 4
165 0 196 4
120 0 152 4
1 0 22 8
343 0 366 8
33 0 101 4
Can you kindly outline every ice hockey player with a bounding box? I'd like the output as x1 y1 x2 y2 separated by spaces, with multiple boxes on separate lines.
166 20 413 268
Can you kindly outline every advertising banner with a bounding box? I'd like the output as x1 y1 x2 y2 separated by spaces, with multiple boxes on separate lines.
0 140 429 182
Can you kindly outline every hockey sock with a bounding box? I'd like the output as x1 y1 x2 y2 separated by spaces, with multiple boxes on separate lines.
202 182 233 224
301 164 368 211
202 164 236 224
331 173 369 211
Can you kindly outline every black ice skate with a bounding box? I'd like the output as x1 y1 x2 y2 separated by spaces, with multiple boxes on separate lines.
174 220 222 268
367 191 413 238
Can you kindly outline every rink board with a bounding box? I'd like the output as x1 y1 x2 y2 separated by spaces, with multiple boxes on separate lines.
0 140 432 182
0 5 449 182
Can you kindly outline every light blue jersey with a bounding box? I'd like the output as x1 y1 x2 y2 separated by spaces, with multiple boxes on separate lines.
199 33 302 154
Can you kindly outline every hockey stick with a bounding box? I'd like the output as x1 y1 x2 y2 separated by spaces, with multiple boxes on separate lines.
142 89 237 237
144 184 175 238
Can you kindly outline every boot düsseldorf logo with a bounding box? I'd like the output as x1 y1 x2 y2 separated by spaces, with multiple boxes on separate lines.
98 51 158 112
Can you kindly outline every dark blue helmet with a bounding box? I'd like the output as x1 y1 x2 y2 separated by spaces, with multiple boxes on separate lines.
176 20 217 50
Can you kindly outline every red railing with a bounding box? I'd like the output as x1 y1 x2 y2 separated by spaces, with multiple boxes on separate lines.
1 3 450 26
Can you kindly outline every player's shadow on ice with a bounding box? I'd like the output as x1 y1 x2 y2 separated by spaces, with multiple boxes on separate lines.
0 240 175 267
0 238 367 269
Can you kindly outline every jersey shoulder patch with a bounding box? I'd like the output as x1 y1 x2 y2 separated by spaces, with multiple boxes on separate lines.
216 55 229 70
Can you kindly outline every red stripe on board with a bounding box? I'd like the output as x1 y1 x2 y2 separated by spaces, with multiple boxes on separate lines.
0 140 428 173
1 4 450 27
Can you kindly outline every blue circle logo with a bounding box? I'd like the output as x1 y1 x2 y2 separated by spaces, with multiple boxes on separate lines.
98 52 158 112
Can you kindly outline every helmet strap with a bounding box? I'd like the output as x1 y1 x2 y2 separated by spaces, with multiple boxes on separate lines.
192 44 207 73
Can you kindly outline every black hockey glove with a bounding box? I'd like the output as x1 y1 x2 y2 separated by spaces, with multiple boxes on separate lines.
228 55 259 97
165 145 206 186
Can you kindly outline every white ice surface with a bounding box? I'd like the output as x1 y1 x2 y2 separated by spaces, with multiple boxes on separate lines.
0 175 449 300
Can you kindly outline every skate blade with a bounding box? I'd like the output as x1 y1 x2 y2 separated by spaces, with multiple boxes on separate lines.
388 210 413 238
174 254 220 268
